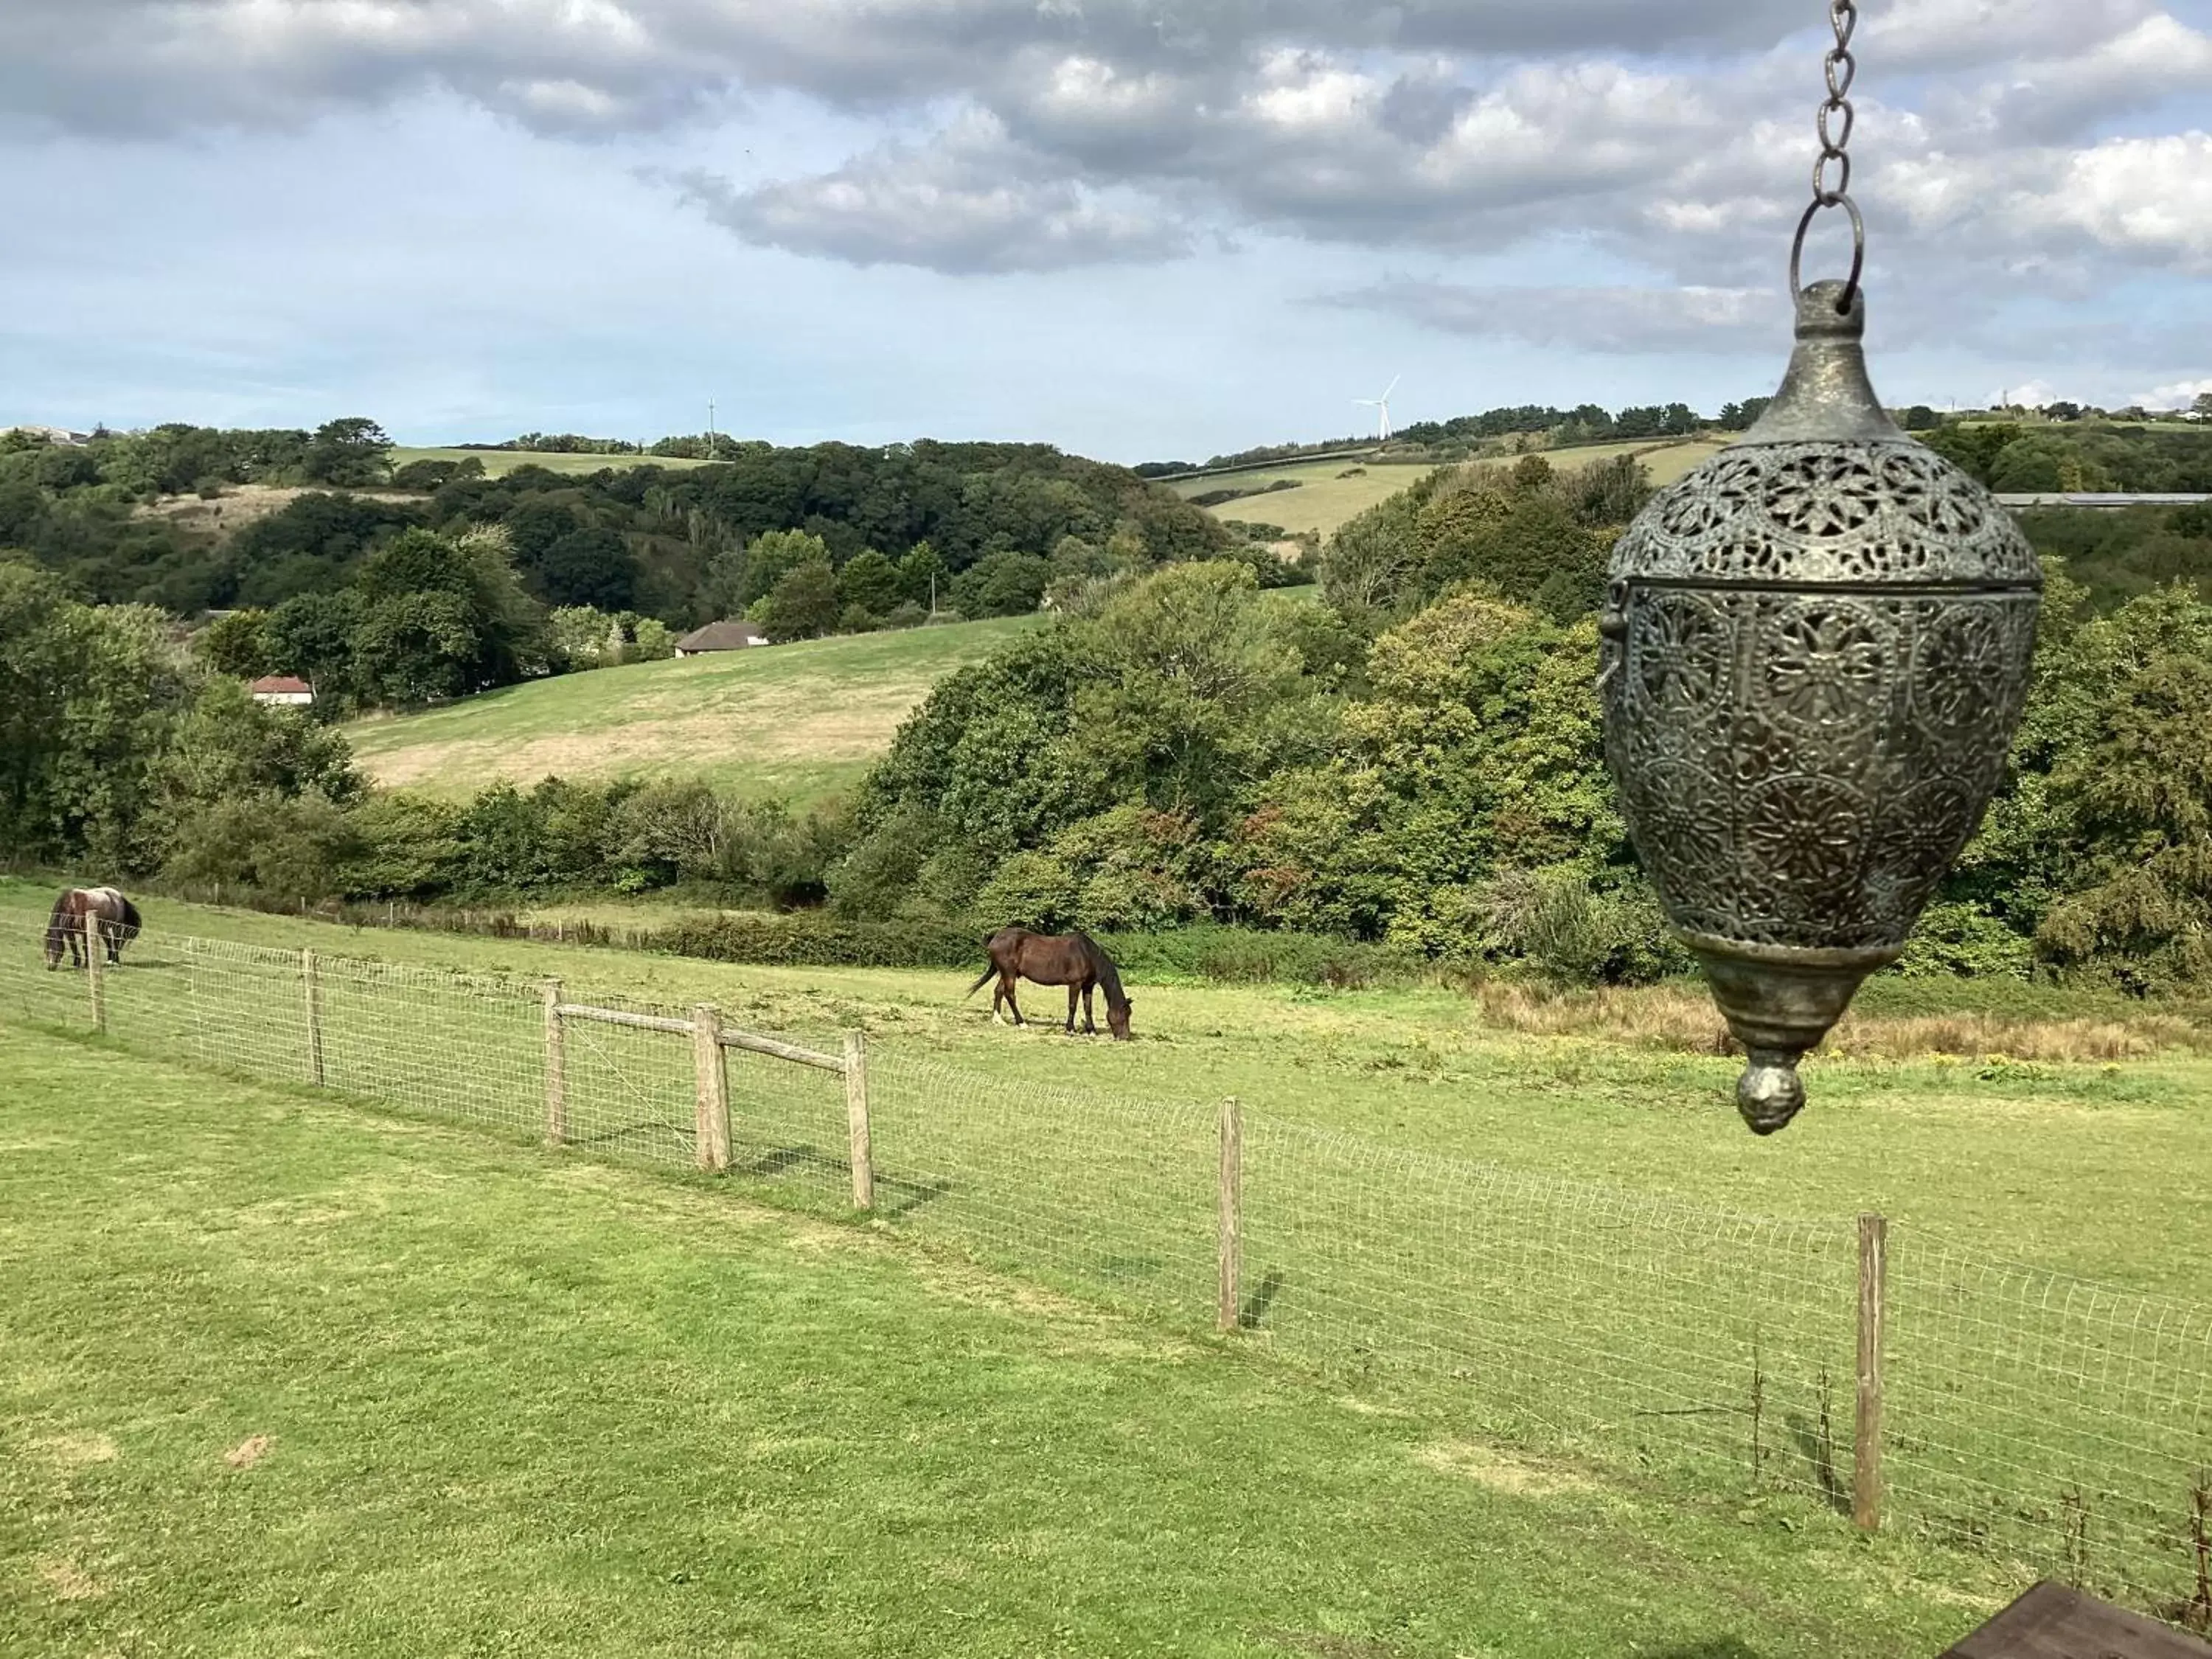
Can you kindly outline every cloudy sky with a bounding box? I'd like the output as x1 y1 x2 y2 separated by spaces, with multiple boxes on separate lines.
4 1 2209 463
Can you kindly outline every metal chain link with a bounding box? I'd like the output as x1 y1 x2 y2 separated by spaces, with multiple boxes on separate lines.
1788 0 1865 310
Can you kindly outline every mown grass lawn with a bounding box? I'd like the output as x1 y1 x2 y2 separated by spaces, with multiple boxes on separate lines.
0 1026 2021 1657
338 614 1038 803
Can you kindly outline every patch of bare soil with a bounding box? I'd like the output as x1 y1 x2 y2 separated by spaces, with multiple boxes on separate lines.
1414 1439 1596 1497
223 1433 274 1469
34 1430 119 1470
137 484 427 543
36 1557 105 1601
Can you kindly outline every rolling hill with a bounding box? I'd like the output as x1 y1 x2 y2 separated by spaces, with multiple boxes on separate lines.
342 615 1039 803
389 446 715 477
1163 437 1732 538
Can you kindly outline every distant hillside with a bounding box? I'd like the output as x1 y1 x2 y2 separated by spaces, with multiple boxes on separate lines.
1167 437 1731 539
342 614 1040 804
388 446 714 479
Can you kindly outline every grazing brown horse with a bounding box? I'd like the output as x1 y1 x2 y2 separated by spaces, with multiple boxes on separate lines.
965 927 1132 1040
44 886 142 970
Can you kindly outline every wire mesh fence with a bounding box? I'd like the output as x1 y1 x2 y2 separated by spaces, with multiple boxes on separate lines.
6 919 2212 1623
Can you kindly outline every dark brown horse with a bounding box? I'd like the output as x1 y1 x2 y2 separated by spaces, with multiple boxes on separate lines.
44 886 141 970
965 927 1132 1040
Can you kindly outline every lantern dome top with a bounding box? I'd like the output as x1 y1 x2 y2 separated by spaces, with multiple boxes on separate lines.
1608 282 2042 592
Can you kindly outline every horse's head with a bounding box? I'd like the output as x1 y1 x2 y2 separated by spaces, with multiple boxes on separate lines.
1107 998 1132 1041
43 926 63 970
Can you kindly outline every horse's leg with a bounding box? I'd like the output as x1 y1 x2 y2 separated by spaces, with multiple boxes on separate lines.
1065 984 1079 1033
991 979 1006 1025
1082 983 1097 1034
1006 978 1025 1027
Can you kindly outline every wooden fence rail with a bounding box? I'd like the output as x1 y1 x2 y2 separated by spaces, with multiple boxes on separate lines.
555 1002 695 1037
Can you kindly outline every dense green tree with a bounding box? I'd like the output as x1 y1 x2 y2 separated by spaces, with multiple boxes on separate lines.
537 526 637 611
302 417 394 487
837 549 901 616
502 499 580 568
755 559 841 642
898 541 949 608
193 608 275 678
352 589 481 705
951 550 1051 618
742 529 833 608
266 590 363 700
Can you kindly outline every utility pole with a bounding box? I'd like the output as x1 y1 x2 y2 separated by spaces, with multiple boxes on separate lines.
706 400 715 459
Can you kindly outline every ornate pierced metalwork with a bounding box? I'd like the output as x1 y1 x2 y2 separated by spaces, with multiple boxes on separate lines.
1601 282 2040 1133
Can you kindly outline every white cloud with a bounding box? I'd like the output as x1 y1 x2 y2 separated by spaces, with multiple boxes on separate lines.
2132 378 2212 410
665 114 1194 273
2 0 2208 325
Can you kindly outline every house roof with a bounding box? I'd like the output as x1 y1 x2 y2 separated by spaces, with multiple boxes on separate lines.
675 620 769 651
248 675 313 694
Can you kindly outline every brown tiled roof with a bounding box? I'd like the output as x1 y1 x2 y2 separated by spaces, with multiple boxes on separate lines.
675 621 769 651
248 675 312 694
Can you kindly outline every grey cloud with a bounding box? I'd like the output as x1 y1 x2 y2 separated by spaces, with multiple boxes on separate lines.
4 0 2207 295
664 119 1193 274
1325 280 1787 354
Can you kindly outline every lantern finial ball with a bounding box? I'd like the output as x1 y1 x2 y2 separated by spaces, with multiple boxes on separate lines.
1738 1059 1806 1136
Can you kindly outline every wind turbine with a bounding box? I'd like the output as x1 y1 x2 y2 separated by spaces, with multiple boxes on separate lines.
1353 375 1400 442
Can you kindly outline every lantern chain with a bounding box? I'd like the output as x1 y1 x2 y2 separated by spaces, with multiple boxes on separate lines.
1788 0 1865 311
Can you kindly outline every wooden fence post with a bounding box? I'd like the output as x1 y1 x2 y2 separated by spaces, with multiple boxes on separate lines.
692 1004 731 1172
85 917 105 1034
542 979 566 1147
1855 1211 1888 1533
1218 1096 1242 1333
302 949 324 1086
844 1030 874 1211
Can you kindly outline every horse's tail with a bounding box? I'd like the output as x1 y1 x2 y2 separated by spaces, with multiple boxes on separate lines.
964 964 998 998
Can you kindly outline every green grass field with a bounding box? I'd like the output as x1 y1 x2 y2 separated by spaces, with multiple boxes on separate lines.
341 616 1038 801
0 1027 2024 1657
1164 461 1445 538
389 445 714 477
9 882 2212 1624
7 882 2205 1296
1164 439 1733 538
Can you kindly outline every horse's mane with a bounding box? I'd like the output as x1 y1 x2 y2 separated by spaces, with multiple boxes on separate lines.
116 895 142 933
45 891 72 934
1071 929 1127 1007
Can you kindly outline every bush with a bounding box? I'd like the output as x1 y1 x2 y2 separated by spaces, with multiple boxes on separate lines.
1096 924 1420 988
644 911 984 968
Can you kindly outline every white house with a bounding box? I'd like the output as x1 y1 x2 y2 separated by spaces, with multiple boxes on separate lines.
248 675 315 707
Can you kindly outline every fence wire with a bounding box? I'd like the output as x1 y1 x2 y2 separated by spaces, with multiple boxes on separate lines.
6 919 2212 1624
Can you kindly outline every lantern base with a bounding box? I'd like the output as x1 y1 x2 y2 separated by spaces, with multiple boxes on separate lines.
1674 931 1904 1135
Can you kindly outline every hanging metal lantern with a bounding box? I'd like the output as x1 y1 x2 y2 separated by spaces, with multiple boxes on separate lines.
1598 2 2041 1134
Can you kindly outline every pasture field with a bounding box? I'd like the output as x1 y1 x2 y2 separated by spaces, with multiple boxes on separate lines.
1164 459 1444 538
7 883 2208 1302
388 445 714 477
1164 439 1733 538
340 616 1038 801
5 1038 2040 1659
10 886 2212 1624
